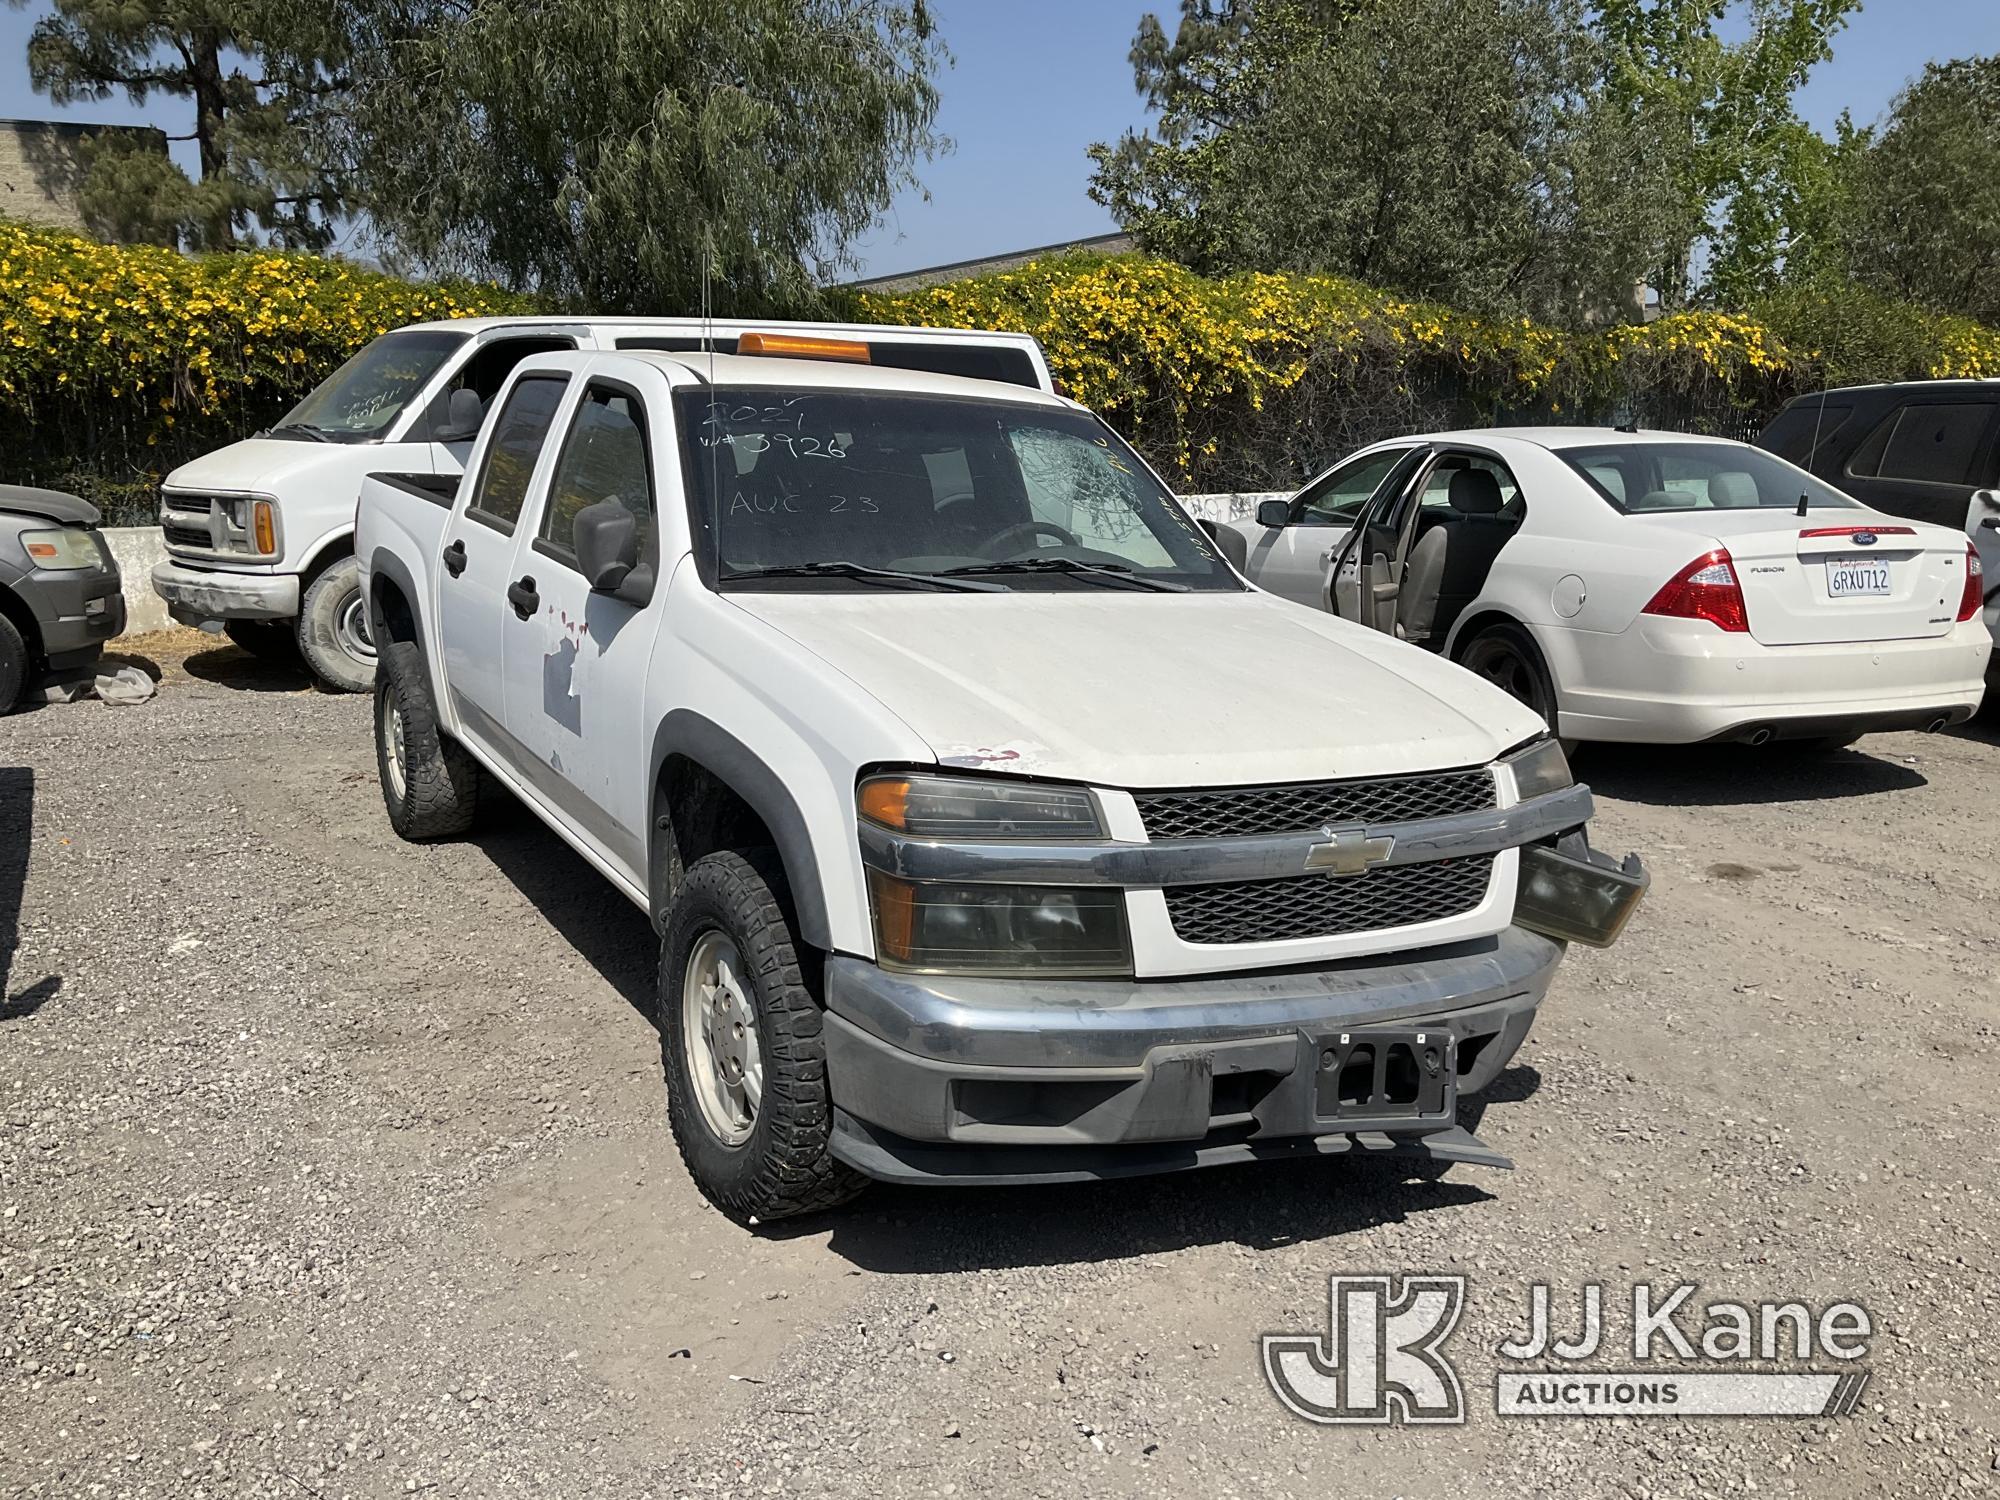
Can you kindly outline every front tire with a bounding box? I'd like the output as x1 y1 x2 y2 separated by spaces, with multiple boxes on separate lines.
0 614 26 715
660 850 866 1224
297 556 376 692
374 640 479 840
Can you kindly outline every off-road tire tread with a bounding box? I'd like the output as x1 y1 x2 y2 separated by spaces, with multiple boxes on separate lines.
0 613 25 715
375 640 479 840
660 849 866 1223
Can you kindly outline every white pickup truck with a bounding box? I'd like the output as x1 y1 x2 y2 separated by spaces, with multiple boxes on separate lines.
353 331 1647 1222
152 316 1052 691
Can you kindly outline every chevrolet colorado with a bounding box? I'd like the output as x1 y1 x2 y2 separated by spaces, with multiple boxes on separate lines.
353 333 1646 1222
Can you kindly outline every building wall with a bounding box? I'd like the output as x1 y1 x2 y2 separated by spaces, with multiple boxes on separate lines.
0 120 168 239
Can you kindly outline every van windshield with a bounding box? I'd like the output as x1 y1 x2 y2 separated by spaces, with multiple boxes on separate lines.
1558 440 1860 513
677 387 1238 592
272 329 468 443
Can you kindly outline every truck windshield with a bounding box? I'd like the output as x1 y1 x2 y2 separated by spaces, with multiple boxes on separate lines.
271 329 469 443
1558 440 1860 513
677 387 1238 592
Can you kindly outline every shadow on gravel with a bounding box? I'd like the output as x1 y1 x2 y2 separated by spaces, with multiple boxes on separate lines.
1581 741 1924 807
181 643 315 693
795 1067 1540 1274
472 796 658 1019
0 766 60 1017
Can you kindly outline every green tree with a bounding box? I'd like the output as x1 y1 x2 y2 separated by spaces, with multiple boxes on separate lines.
1087 0 1671 326
1841 57 2000 323
12 0 351 248
1595 0 1857 307
336 0 946 314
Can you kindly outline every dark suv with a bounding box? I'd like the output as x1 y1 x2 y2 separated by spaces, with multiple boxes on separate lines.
1757 380 2000 528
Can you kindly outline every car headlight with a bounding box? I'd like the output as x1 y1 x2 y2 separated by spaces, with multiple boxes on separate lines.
866 871 1131 976
858 772 1103 840
22 528 104 571
1501 737 1573 801
858 772 1129 974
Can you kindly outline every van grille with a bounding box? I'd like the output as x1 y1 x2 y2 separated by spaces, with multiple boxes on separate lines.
161 492 216 551
1135 769 1495 841
1164 855 1495 945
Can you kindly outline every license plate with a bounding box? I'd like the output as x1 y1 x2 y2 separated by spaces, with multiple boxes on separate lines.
1826 557 1891 597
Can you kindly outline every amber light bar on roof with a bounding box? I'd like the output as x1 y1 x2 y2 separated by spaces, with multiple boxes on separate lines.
737 331 872 363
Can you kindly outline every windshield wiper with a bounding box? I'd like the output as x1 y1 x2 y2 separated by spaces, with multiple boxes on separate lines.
720 560 1005 593
941 557 1190 592
265 422 336 443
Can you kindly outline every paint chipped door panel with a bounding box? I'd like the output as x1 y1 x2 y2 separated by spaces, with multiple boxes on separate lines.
499 381 664 879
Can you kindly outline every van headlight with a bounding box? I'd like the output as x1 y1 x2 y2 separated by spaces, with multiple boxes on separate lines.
1501 737 1573 801
858 773 1129 975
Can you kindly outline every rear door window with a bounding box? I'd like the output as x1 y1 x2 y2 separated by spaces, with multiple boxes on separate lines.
1851 402 1995 486
464 375 569 533
1759 400 1852 466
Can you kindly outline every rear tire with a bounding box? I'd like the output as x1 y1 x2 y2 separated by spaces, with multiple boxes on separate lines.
1458 624 1561 736
660 849 866 1224
374 639 479 840
297 556 375 693
0 614 26 715
223 619 302 665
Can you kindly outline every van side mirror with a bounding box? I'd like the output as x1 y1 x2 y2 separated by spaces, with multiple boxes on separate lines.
433 387 485 443
1255 498 1290 529
573 500 654 604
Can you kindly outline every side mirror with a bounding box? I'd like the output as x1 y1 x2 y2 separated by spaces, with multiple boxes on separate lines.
433 387 485 443
1970 489 2000 531
1197 517 1248 572
573 499 654 604
1255 498 1290 529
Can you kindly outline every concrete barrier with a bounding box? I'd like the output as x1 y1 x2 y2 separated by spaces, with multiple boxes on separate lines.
100 526 171 635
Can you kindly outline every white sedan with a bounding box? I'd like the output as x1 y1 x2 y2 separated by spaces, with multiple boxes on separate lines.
1221 427 1991 746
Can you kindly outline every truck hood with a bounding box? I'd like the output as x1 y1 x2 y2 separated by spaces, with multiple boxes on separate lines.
164 437 376 493
0 484 99 527
732 590 1545 788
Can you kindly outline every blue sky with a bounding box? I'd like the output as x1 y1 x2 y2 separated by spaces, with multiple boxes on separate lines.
3 0 1999 278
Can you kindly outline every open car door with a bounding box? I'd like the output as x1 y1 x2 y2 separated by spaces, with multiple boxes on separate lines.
1329 449 1428 630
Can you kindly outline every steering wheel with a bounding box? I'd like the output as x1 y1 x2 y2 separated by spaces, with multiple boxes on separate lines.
981 520 1078 557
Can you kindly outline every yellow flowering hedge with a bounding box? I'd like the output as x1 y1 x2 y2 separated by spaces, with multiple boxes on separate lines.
0 222 528 519
857 254 2000 491
11 224 2000 514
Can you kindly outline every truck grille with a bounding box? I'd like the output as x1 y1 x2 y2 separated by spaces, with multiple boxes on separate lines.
161 492 216 551
1135 768 1495 841
1164 855 1495 945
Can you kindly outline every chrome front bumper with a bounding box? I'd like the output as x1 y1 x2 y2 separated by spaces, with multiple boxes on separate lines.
822 925 1563 1183
151 560 300 624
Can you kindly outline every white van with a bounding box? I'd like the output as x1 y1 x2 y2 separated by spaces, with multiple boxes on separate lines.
150 318 1053 689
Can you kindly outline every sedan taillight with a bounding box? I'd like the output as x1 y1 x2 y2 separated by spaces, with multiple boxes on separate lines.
1959 541 1983 623
1642 548 1749 633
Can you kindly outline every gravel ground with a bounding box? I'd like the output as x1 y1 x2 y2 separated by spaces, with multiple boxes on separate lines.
2 629 1996 1499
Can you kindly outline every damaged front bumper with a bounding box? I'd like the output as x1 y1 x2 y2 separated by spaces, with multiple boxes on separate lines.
823 924 1566 1186
151 559 299 625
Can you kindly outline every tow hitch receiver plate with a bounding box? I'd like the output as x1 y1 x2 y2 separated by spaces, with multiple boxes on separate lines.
1315 1028 1456 1123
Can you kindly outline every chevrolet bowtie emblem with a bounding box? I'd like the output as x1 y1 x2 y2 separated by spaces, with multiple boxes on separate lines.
1304 825 1395 875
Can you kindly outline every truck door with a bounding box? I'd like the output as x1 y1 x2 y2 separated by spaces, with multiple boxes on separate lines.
434 371 572 766
497 375 666 882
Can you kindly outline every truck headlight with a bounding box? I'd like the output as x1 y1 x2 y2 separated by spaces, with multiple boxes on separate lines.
858 772 1103 840
22 528 104 571
866 871 1131 976
1501 737 1573 800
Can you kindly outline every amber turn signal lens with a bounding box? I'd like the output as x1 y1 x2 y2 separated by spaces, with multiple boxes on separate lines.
253 499 276 555
737 331 872 363
857 777 910 830
868 871 918 963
